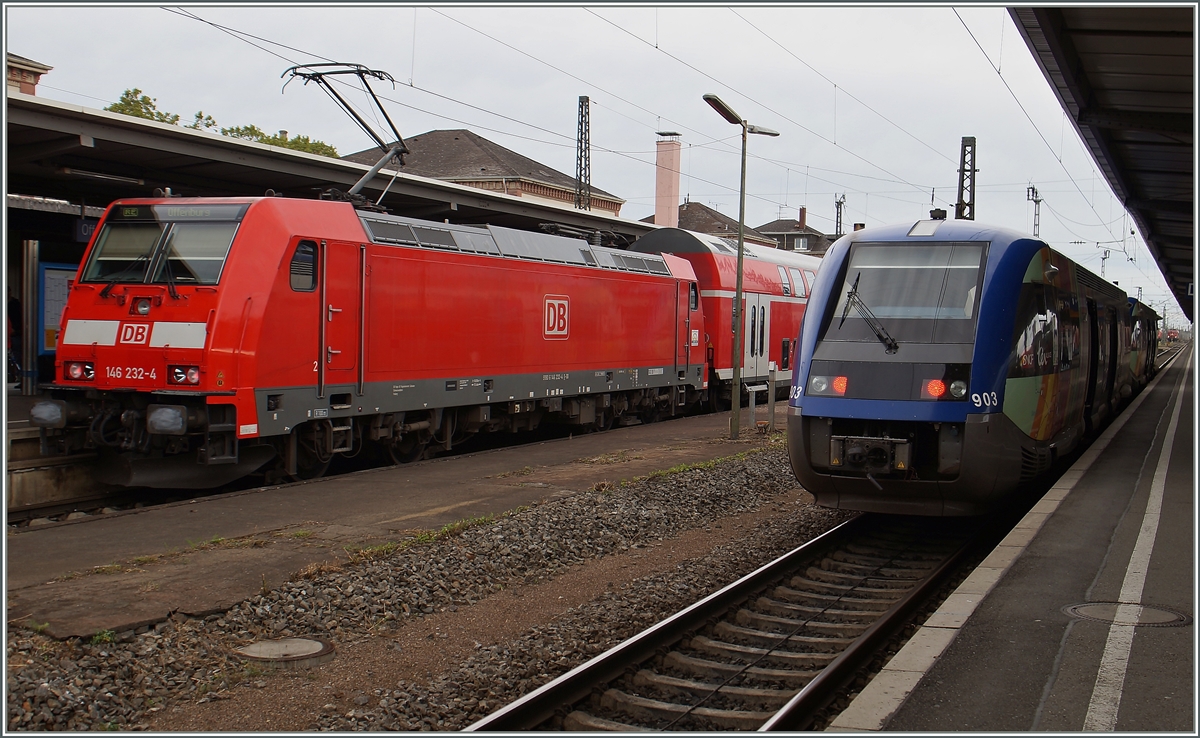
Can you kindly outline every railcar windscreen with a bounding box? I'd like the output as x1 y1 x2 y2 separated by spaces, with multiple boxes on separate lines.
822 242 986 344
81 204 246 286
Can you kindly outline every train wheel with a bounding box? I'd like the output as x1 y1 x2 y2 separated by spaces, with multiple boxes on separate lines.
291 422 332 481
709 387 729 413
387 433 427 464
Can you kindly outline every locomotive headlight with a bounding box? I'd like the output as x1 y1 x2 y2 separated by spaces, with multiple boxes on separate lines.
135 298 151 316
64 361 94 381
810 376 829 393
949 380 968 399
168 365 201 385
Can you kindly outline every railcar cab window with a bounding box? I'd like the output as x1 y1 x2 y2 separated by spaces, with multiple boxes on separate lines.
80 203 247 286
290 241 318 291
821 242 985 345
689 283 699 310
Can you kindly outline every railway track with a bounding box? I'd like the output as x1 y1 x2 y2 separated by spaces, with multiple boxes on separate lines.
464 345 1189 732
466 513 999 732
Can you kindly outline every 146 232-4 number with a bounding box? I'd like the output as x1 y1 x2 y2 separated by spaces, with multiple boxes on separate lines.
106 366 157 380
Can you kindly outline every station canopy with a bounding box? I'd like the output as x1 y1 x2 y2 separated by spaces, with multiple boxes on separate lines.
1011 7 1194 321
6 92 655 244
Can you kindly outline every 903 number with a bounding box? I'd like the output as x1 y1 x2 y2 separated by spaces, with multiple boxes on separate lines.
971 392 999 408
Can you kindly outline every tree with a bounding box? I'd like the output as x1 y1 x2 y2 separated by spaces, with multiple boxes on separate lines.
105 88 338 157
219 124 340 157
105 88 180 125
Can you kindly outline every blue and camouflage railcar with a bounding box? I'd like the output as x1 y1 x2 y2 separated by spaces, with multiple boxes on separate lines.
787 215 1157 516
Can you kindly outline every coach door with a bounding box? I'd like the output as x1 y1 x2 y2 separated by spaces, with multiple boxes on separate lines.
742 293 770 381
319 239 364 398
676 279 696 379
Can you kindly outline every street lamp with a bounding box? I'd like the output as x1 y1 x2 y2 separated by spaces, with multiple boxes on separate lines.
703 93 779 440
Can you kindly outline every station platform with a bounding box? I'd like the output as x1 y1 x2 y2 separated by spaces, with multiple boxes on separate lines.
5 401 789 640
831 345 1194 733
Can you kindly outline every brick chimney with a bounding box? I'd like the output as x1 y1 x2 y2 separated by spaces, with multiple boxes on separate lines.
655 133 682 228
798 206 807 230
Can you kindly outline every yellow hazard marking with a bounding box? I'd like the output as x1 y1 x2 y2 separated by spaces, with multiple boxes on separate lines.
896 461 905 469
831 458 840 465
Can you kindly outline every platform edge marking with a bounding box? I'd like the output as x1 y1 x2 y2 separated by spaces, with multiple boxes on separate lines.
825 348 1188 732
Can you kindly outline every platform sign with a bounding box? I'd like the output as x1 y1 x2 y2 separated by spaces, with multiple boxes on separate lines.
74 218 99 243
39 263 77 355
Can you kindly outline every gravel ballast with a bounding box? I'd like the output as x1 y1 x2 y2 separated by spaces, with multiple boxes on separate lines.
6 443 852 731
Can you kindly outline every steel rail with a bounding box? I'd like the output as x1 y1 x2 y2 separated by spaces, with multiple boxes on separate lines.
760 528 978 730
465 514 866 731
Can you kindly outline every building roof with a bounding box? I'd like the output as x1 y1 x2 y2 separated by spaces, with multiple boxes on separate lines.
6 53 52 74
342 129 621 202
642 201 775 246
754 218 827 237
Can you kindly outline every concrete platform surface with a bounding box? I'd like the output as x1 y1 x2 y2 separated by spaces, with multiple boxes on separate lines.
5 405 787 639
830 346 1194 733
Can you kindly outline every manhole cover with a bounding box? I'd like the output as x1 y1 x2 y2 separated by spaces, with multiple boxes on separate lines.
234 637 336 669
1063 602 1192 628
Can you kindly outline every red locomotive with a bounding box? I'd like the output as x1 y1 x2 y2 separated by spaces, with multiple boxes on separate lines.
31 196 817 489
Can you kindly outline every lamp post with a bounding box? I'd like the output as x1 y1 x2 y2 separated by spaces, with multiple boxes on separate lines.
703 94 779 440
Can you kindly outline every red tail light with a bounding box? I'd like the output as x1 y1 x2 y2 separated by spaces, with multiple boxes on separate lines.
923 379 946 399
832 376 848 395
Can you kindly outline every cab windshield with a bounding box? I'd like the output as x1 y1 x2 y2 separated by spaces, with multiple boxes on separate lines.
80 203 247 286
821 242 986 344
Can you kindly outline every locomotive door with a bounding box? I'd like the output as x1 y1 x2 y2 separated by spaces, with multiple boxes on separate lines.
741 293 770 380
319 239 364 397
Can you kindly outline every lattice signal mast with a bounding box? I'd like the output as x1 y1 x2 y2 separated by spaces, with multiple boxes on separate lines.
575 96 591 211
1026 185 1042 236
955 136 977 220
834 193 846 237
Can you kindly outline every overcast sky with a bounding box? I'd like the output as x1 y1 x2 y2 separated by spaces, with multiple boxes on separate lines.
6 4 1185 325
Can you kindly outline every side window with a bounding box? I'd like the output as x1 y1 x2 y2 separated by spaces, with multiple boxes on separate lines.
803 270 817 293
789 268 807 298
1056 290 1081 370
777 266 791 296
689 282 699 310
1010 283 1059 377
290 240 317 291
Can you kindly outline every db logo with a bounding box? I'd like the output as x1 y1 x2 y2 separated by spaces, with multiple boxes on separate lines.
119 323 150 344
544 295 569 339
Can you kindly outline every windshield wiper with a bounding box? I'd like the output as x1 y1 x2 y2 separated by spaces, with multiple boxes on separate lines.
838 272 900 354
161 257 181 300
99 253 152 298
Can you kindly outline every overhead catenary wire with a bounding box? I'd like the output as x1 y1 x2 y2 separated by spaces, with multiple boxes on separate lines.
166 6 955 219
162 6 802 212
952 8 1123 246
582 7 940 200
729 8 955 165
